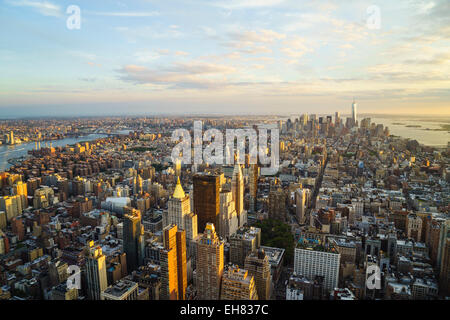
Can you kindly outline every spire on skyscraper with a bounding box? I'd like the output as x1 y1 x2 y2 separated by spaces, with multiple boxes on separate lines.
173 176 186 199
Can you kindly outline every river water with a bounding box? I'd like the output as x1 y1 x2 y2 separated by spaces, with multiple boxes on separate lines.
0 134 107 171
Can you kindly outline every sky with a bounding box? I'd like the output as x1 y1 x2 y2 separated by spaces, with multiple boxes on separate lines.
0 0 449 117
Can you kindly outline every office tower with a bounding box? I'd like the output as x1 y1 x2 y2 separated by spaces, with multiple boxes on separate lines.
101 280 139 300
244 249 271 300
231 164 244 226
352 99 357 126
123 208 145 272
220 265 258 300
300 114 308 127
335 112 340 126
218 191 239 239
193 174 220 233
160 247 178 300
229 226 261 267
196 223 224 300
176 230 187 300
360 117 371 129
161 225 187 300
165 177 198 242
294 240 340 292
184 212 198 243
295 188 306 224
268 182 287 222
86 242 108 300
249 164 258 213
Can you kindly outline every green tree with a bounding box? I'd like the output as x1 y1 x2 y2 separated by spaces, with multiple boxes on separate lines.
254 219 295 265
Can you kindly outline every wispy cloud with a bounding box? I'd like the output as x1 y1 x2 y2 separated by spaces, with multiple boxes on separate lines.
86 11 160 17
6 0 62 17
211 0 285 9
118 61 236 89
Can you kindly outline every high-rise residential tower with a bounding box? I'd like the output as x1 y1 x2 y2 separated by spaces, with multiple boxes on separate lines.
294 240 340 292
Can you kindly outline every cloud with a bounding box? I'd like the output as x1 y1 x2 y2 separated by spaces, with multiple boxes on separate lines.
133 51 161 63
211 0 285 9
115 25 184 41
222 29 285 55
174 51 189 56
6 0 62 17
228 29 286 43
281 48 306 58
118 61 236 89
87 11 160 17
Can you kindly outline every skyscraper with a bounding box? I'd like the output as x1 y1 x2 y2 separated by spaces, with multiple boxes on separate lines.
295 188 307 224
160 224 187 300
86 242 108 300
268 180 287 222
176 230 187 300
218 191 239 239
352 99 357 126
165 177 198 241
335 112 340 126
249 164 258 213
123 208 145 272
193 174 220 233
231 164 244 226
294 240 340 292
196 223 224 300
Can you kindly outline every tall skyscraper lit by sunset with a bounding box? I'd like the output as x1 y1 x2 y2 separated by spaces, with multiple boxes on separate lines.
352 99 357 126
196 223 224 300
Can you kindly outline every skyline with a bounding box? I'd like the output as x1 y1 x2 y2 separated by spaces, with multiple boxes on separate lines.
1 0 450 116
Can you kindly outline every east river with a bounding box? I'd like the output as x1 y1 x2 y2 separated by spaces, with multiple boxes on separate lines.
0 134 107 171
